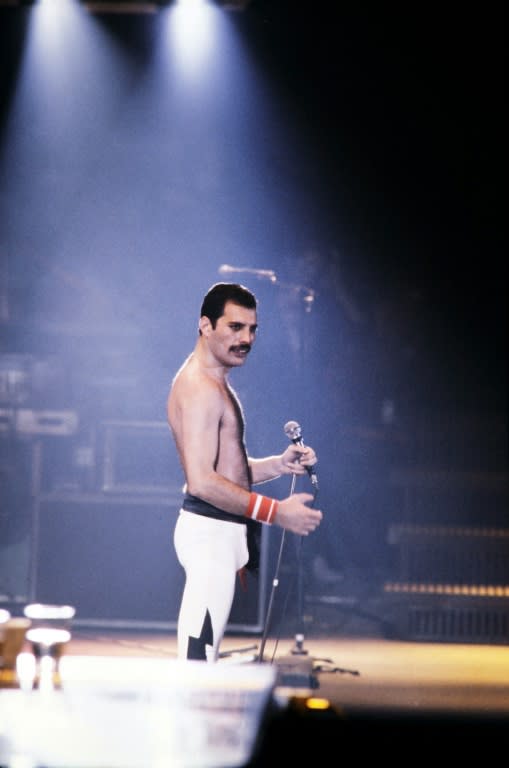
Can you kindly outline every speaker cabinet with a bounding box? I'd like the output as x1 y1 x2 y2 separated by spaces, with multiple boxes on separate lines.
34 494 268 632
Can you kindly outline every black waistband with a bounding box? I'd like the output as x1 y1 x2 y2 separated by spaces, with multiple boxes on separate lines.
182 493 247 525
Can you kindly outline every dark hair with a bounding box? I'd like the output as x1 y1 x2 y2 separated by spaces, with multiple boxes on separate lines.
200 282 257 329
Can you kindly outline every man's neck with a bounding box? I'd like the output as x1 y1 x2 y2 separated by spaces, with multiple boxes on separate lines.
193 341 230 382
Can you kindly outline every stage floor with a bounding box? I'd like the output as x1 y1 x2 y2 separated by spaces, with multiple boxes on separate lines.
2 623 508 767
64 627 509 722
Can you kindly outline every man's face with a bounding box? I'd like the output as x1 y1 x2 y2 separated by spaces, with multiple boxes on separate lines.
202 301 258 368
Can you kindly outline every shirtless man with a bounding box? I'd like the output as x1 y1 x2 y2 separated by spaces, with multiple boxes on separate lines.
167 282 322 662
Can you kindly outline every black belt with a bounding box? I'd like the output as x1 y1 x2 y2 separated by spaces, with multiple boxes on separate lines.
182 493 246 525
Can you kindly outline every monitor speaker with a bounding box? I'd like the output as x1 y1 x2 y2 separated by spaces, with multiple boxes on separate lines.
34 496 268 633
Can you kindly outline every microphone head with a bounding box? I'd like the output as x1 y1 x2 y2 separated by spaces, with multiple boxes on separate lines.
284 420 302 442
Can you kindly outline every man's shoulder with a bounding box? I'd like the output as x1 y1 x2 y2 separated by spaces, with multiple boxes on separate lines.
172 355 199 387
172 359 224 401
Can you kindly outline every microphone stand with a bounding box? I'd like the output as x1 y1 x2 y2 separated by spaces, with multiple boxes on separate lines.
257 452 360 683
291 482 319 658
257 471 318 660
257 474 297 664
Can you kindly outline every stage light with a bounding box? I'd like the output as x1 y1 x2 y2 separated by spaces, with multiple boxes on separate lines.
82 2 159 13
0 1 38 7
305 696 333 711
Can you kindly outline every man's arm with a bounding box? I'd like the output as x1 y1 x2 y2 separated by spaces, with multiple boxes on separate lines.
169 374 322 535
248 444 318 485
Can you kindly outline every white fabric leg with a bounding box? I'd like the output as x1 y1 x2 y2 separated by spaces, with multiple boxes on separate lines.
174 510 249 661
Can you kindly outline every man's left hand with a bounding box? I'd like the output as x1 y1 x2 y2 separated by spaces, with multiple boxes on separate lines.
280 444 317 475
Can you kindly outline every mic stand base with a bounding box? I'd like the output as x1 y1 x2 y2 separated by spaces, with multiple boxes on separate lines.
275 632 360 688
218 644 259 663
290 632 308 656
273 650 319 690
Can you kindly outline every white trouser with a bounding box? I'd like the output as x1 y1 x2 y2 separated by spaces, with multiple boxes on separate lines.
173 509 249 662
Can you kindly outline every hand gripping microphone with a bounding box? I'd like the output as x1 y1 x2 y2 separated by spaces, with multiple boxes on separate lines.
284 420 318 488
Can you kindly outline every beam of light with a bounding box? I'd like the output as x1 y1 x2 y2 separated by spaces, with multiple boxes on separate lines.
11 0 101 105
0 0 149 335
164 0 222 85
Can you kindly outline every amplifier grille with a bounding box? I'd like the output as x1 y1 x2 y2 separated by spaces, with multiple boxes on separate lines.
406 603 509 644
385 524 509 643
389 525 509 585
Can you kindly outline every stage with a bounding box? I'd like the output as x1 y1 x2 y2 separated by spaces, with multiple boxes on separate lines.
64 627 509 720
3 626 506 766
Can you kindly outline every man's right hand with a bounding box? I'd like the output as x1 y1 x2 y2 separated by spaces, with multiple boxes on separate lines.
276 493 322 535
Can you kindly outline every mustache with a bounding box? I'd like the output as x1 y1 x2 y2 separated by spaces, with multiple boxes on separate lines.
230 344 251 354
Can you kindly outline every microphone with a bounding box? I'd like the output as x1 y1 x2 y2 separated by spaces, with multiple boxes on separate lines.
284 420 318 488
218 264 277 282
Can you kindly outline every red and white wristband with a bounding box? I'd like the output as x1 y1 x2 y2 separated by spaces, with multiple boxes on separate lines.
246 493 278 525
